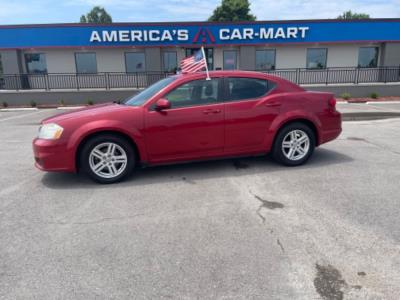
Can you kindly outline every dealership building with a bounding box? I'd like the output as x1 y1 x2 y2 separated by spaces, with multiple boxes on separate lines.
0 18 399 98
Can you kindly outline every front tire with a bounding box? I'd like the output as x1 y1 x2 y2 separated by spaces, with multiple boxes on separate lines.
272 122 315 166
80 134 135 184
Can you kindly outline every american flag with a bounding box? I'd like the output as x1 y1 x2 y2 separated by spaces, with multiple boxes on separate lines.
180 48 207 74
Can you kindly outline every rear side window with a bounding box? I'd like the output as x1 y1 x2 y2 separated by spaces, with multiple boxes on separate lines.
225 77 274 101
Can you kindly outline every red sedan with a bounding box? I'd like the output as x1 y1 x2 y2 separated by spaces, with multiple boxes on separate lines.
33 71 341 183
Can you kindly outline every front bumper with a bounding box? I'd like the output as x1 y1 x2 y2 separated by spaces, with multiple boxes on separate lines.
32 138 75 172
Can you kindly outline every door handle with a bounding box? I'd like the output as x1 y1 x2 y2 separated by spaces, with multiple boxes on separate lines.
203 109 222 114
265 101 281 107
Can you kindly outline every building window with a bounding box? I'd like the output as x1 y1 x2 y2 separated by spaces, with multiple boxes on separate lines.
358 47 379 68
306 48 327 69
256 50 276 70
75 53 97 74
25 53 47 74
223 50 237 70
163 52 177 73
125 52 146 73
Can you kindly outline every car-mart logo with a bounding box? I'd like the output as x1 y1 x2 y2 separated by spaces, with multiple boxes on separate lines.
89 26 309 44
219 26 309 40
192 28 216 44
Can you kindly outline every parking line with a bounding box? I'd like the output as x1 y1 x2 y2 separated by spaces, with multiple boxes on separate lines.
0 109 49 122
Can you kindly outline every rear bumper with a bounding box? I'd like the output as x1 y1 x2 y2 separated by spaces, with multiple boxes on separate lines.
319 110 342 145
320 127 342 144
32 138 75 172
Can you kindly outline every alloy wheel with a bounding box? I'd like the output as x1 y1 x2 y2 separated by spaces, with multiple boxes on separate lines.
89 142 128 179
281 129 310 161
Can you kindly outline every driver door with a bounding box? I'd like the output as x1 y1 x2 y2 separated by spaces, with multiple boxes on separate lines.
144 78 224 163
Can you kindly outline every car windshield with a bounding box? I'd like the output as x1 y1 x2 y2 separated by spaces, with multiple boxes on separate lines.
124 76 177 106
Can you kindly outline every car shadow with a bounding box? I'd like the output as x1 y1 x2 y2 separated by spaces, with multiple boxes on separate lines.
41 147 353 190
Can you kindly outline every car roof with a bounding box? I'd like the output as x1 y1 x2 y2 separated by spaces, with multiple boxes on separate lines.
174 70 301 90
176 70 285 82
178 70 265 77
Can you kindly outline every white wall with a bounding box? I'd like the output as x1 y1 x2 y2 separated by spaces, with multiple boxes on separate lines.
382 42 400 66
23 48 158 73
23 49 76 73
326 44 359 67
95 48 126 72
275 45 306 69
20 43 387 74
275 43 382 69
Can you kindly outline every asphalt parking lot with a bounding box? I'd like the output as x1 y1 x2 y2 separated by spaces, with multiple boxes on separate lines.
1 108 400 299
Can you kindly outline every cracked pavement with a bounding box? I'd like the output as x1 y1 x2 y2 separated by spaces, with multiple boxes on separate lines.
1 109 400 299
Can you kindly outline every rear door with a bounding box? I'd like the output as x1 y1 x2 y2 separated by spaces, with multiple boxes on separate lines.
144 78 224 162
223 77 279 154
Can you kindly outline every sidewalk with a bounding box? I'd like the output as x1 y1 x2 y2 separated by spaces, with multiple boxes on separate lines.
337 102 400 121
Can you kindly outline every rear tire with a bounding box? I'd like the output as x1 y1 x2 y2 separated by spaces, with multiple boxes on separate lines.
272 122 315 166
80 134 135 184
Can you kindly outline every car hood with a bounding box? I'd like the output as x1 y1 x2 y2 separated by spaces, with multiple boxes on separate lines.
42 103 130 124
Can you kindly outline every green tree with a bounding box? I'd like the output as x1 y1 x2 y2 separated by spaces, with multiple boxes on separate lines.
337 10 370 19
208 0 256 22
80 6 112 23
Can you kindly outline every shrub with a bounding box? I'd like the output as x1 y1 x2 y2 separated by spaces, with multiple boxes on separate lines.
341 92 351 100
30 100 37 107
59 99 65 106
2 102 8 108
369 92 379 99
87 99 94 105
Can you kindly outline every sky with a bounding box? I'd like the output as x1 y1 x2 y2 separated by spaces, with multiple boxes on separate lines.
0 0 399 25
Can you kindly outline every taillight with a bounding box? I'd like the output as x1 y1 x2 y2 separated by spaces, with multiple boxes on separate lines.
328 98 337 108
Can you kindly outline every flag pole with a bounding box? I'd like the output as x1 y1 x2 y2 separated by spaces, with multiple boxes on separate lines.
201 46 211 80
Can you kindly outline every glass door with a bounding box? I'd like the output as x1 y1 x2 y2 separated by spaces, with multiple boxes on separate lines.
223 50 237 70
0 54 3 89
185 48 214 70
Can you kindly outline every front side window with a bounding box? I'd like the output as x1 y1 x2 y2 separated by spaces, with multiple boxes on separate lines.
223 51 237 70
163 52 177 73
75 53 97 74
124 76 177 106
358 47 379 68
256 50 276 70
226 77 272 101
306 48 327 69
125 52 146 73
25 53 47 74
165 79 220 108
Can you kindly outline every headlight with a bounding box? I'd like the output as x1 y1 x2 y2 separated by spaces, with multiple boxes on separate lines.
38 123 64 140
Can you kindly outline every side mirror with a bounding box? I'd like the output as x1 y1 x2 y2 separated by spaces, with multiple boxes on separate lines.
155 98 171 111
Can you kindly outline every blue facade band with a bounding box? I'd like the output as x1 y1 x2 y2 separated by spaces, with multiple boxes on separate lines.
0 20 400 49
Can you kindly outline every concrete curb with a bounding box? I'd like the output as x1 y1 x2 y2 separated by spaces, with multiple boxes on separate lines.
57 106 85 110
366 101 400 104
0 107 38 112
338 101 400 104
342 112 400 121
